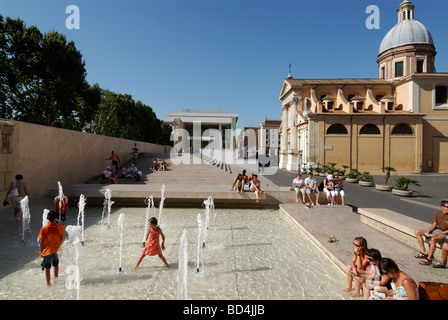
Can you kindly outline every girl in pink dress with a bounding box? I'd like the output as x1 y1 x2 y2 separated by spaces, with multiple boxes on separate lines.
134 217 170 269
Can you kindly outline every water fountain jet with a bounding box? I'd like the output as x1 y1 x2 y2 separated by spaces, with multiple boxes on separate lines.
176 229 189 300
195 213 204 273
77 194 86 245
117 213 126 272
42 209 49 227
102 189 114 228
64 225 82 300
19 196 31 245
56 181 64 222
143 195 155 246
158 184 166 226
202 196 214 248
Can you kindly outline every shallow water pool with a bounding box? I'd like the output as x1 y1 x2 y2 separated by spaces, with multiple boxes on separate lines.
0 206 348 300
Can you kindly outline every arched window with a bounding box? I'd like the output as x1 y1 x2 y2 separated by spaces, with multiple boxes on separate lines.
326 124 348 134
359 124 380 135
391 123 413 135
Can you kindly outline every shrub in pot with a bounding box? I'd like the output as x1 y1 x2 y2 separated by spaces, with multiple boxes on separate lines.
375 166 396 191
391 176 420 197
346 168 360 183
358 171 374 187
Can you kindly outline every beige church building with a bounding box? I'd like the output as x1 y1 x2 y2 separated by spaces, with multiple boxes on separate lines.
279 0 448 174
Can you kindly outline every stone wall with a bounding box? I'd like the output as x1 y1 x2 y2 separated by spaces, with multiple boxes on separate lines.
0 119 171 200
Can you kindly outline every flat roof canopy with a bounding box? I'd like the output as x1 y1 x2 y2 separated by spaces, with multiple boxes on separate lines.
165 109 239 125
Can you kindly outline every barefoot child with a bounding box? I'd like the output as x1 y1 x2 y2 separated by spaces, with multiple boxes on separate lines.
135 217 170 269
37 210 66 286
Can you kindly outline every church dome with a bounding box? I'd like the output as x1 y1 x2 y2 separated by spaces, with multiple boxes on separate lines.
379 19 434 55
379 1 434 55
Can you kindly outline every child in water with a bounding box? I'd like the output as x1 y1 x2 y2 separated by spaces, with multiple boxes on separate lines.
134 217 170 269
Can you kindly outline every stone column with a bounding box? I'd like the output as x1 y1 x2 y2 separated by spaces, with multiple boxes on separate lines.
279 105 288 169
287 94 299 171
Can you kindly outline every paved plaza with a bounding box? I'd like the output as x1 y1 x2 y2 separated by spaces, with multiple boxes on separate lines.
1 152 447 300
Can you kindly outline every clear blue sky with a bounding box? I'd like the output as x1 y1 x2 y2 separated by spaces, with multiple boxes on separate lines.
2 0 448 129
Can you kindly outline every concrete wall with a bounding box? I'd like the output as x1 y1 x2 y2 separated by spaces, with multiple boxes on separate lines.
0 119 171 200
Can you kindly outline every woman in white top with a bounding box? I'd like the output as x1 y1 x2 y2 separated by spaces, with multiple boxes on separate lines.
323 174 335 206
378 258 419 300
292 173 306 203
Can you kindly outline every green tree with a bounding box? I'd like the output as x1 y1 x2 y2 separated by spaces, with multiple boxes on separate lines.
0 16 100 130
86 89 171 144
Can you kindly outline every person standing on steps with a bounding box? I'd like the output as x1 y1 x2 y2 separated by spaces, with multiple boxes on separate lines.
106 151 120 174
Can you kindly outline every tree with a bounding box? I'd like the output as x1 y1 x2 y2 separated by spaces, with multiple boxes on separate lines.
0 16 100 130
1 15 170 144
381 166 396 185
85 89 172 145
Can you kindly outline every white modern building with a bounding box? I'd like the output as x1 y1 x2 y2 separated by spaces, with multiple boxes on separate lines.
165 109 239 153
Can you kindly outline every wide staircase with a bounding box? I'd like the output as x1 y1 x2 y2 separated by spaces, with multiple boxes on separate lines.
60 152 291 207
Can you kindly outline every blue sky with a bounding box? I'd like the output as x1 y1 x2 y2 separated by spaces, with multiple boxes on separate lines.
2 0 448 129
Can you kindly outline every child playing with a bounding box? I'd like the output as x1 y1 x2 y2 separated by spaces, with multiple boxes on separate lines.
37 210 66 286
134 217 170 269
53 192 68 225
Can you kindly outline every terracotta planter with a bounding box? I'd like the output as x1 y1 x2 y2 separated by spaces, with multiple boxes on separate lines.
359 181 374 187
392 189 413 197
375 184 392 191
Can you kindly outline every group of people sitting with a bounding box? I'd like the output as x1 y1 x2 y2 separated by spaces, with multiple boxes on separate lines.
101 166 118 184
101 154 169 184
120 164 141 180
150 159 167 172
102 163 141 184
230 169 262 202
345 202 448 300
292 172 346 206
345 236 419 300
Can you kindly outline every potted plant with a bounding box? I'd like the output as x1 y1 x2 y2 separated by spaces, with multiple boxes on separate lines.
346 168 360 183
337 165 349 179
314 163 321 175
327 162 337 173
320 164 329 176
375 166 396 191
358 171 374 187
391 176 420 197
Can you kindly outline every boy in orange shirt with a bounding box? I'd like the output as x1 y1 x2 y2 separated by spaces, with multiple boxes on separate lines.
38 210 66 286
